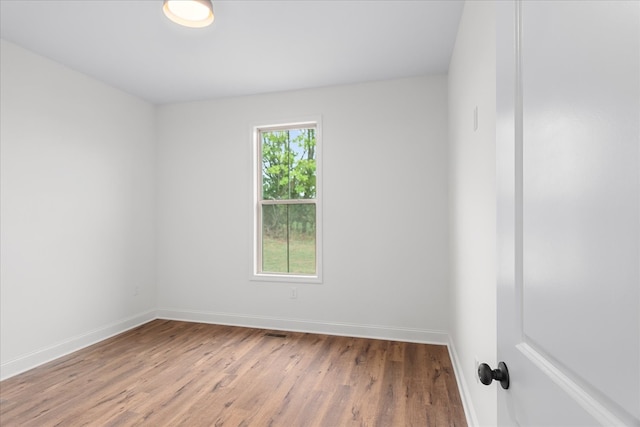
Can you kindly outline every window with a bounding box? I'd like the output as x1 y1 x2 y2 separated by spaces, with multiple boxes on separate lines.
253 120 321 282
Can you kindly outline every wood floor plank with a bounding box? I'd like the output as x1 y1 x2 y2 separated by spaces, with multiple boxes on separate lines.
0 320 467 426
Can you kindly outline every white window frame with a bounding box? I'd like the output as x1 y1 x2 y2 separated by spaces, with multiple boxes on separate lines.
252 117 322 284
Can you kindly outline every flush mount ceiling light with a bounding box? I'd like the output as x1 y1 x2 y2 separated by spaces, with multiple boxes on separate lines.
163 0 214 28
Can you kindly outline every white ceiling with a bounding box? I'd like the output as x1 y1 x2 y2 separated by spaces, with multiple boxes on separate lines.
0 0 464 105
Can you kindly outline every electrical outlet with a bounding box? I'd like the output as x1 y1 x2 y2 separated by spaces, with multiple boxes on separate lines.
473 106 478 131
290 287 297 299
134 286 140 296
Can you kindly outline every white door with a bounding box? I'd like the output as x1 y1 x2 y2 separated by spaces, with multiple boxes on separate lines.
496 1 639 425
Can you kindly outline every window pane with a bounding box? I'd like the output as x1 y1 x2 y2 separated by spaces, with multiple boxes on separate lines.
288 204 316 274
262 204 288 273
261 128 316 200
261 203 316 275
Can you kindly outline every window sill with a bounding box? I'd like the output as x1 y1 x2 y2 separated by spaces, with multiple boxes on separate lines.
251 273 322 284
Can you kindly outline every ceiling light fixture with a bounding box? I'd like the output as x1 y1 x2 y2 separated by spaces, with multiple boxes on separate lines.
163 0 214 28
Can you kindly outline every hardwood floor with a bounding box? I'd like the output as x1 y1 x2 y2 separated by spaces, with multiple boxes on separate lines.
0 320 467 426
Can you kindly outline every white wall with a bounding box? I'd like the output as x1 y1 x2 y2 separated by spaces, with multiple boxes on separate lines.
448 1 497 426
0 40 157 379
156 76 451 341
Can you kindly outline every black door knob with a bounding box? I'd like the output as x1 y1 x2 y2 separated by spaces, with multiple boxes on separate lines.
478 361 510 389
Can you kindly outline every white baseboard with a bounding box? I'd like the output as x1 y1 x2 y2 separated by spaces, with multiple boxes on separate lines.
156 308 450 345
448 337 479 427
0 309 157 381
